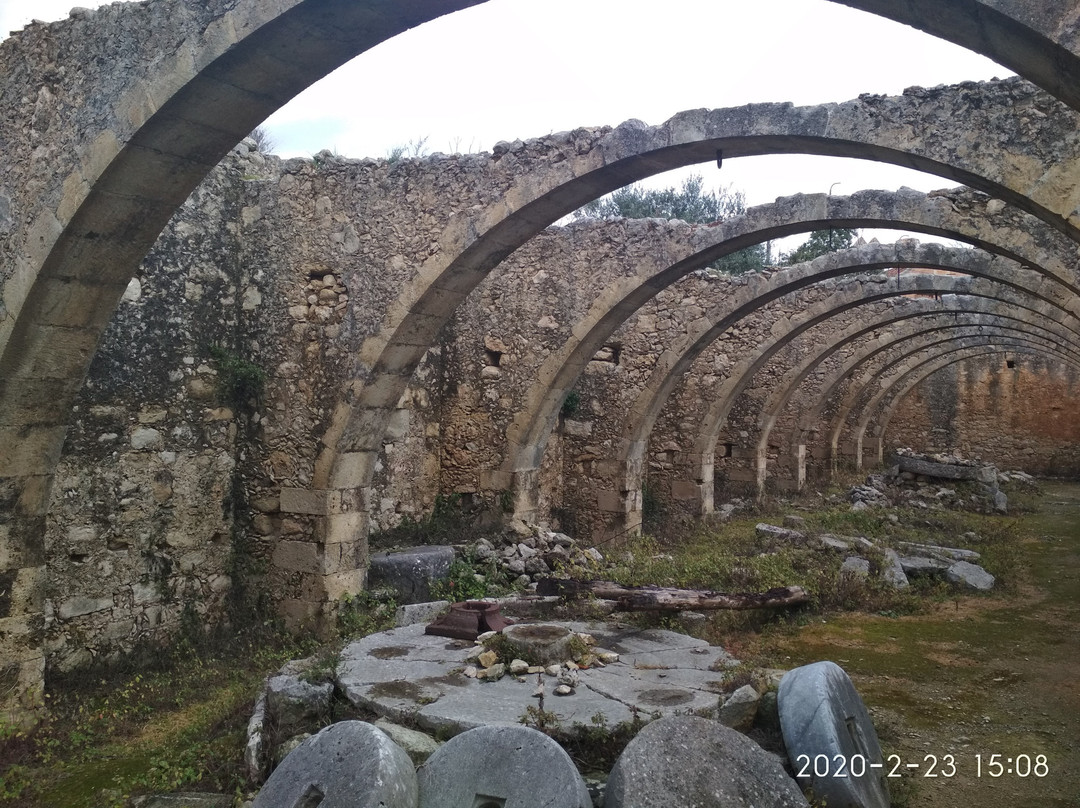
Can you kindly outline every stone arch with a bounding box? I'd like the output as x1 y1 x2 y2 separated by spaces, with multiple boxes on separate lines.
829 0 1080 111
593 246 1080 530
755 317 1080 492
2 0 1079 721
667 285 1072 512
854 345 1080 465
501 190 1080 521
327 78 1080 537
833 338 1080 466
755 307 1080 490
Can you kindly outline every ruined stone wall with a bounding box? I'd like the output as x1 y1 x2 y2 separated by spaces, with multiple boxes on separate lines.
41 141 1080 664
887 355 1080 475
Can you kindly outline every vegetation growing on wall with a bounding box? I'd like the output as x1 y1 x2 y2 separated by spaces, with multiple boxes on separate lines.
208 344 266 414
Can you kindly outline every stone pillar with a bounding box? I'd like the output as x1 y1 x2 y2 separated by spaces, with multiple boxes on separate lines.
0 474 49 726
277 486 369 631
595 487 642 544
509 467 542 524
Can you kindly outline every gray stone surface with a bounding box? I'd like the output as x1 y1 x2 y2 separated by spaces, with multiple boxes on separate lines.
252 721 416 808
895 454 996 482
946 560 996 590
337 622 737 737
417 724 591 808
756 523 808 545
266 674 333 736
882 549 910 589
840 556 870 577
369 546 456 604
896 542 980 561
899 556 950 576
395 600 450 627
718 683 760 731
779 661 890 808
374 718 442 764
605 715 809 808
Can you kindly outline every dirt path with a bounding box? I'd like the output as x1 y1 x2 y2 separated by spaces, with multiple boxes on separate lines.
756 485 1080 807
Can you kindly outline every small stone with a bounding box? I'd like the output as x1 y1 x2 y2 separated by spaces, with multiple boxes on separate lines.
463 666 479 678
554 684 574 696
719 684 760 732
509 659 530 675
597 652 620 664
840 556 870 577
526 666 545 674
477 650 498 668
545 664 562 677
130 427 163 450
475 630 497 642
481 663 506 681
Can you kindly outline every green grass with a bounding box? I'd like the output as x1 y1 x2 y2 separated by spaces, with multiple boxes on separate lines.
0 630 320 807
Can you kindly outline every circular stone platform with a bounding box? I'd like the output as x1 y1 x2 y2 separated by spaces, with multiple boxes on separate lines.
336 621 739 737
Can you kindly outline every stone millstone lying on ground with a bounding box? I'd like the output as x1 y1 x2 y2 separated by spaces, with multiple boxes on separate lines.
604 715 810 808
336 621 738 736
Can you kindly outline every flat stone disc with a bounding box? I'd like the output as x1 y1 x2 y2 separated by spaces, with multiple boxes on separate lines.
252 720 416 808
417 724 591 808
778 661 890 808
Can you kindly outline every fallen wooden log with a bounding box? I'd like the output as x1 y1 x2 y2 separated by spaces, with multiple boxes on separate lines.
535 578 809 611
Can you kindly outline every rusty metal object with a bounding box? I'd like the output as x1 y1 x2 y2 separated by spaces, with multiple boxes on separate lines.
425 600 513 640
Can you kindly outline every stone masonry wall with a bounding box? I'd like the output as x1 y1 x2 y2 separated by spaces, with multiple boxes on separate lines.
887 354 1080 475
41 144 1080 665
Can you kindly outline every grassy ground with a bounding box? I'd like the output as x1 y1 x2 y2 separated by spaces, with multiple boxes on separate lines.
2 479 1075 807
0 631 321 808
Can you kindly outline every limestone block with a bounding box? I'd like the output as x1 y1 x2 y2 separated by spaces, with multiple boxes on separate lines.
606 715 808 808
266 674 333 737
881 549 910 589
417 724 590 808
368 546 454 604
718 684 761 731
58 594 114 619
279 487 337 516
130 427 163 450
253 721 416 808
840 556 870 577
373 718 442 764
271 541 320 574
946 560 996 591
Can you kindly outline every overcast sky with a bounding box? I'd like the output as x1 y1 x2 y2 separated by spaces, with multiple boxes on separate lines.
3 0 1009 219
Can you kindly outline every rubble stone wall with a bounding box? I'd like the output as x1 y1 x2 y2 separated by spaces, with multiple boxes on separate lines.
888 355 1080 475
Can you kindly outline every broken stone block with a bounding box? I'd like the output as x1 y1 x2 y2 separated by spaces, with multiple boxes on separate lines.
899 556 950 576
882 549 910 589
374 718 442 764
946 560 996 591
266 674 332 739
755 523 807 546
718 684 760 731
417 724 591 808
606 715 809 807
368 545 455 604
840 556 870 577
